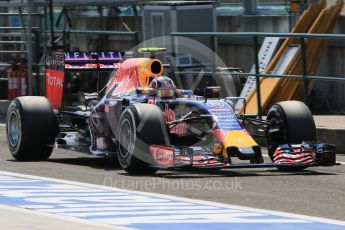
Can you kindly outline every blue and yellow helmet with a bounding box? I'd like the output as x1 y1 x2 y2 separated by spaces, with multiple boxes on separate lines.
149 76 176 98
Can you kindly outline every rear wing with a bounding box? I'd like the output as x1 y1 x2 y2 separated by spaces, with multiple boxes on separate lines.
64 51 123 70
45 51 123 109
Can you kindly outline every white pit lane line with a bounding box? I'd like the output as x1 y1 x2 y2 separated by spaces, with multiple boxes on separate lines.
0 204 132 230
0 171 344 230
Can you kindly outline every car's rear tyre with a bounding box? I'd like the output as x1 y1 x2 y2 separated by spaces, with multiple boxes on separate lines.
117 104 168 175
266 100 316 171
6 96 58 161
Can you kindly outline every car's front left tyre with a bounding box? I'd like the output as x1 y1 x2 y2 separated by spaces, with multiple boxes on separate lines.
266 100 316 171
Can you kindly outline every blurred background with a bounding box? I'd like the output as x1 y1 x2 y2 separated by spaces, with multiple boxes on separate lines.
0 0 344 114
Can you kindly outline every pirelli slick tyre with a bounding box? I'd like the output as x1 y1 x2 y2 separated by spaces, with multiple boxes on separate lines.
117 104 168 175
267 101 316 171
6 96 58 161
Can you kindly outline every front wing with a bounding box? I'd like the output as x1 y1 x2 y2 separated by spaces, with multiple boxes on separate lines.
149 142 336 170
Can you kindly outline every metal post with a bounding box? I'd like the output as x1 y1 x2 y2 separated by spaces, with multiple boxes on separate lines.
211 35 216 77
48 0 55 51
244 0 257 15
27 0 34 95
34 30 40 95
43 6 48 96
300 36 309 106
66 30 70 50
253 36 262 118
63 29 66 50
43 6 48 58
134 31 139 46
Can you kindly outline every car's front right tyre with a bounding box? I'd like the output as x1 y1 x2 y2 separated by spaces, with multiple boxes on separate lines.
117 104 169 175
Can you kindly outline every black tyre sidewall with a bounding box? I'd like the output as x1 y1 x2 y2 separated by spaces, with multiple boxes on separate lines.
6 97 58 161
267 101 316 145
267 101 316 171
117 104 168 174
117 109 137 169
6 101 23 154
266 104 287 145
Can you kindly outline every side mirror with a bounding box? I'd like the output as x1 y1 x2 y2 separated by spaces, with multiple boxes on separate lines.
204 86 221 101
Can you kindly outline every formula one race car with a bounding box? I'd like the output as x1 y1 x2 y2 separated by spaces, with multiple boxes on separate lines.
5 48 336 174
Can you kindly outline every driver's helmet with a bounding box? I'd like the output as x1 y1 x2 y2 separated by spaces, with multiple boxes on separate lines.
149 76 176 90
149 76 176 98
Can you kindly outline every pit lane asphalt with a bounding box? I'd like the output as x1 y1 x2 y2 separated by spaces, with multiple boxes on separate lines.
0 125 344 221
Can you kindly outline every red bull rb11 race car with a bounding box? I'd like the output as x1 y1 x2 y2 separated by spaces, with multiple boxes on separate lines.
5 48 336 174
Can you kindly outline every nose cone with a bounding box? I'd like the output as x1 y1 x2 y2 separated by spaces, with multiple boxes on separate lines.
222 130 258 148
215 130 260 160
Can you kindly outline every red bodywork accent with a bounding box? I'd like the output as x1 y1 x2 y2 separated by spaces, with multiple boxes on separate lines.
273 145 315 165
148 97 156 105
213 129 226 142
45 51 122 110
150 145 225 168
106 58 163 95
45 69 64 109
64 63 121 70
150 145 174 167
106 59 141 94
163 104 187 136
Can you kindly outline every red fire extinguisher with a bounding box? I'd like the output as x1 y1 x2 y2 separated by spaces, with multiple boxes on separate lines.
8 66 19 100
18 62 28 97
8 61 28 100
